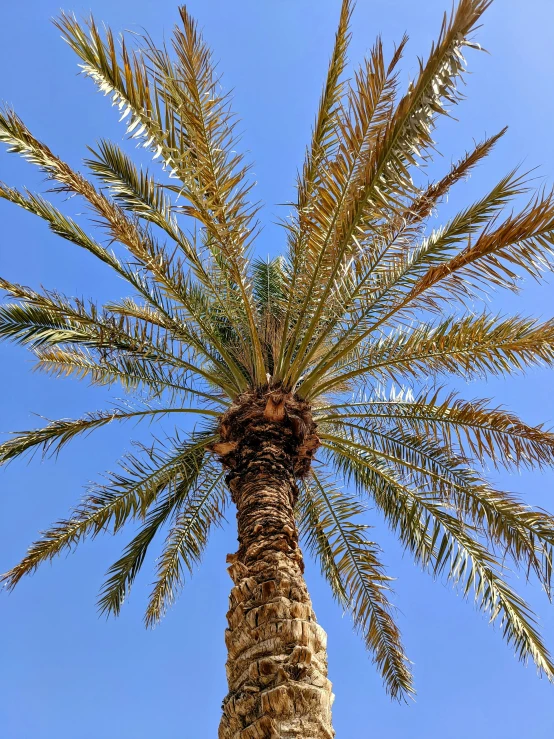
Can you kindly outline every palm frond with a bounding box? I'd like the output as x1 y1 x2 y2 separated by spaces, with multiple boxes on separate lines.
32 346 226 406
0 277 238 395
299 470 413 699
1 430 215 590
361 0 491 209
252 258 286 319
317 389 554 469
297 0 353 213
55 10 267 383
278 0 353 369
298 169 528 395
321 424 484 493
0 403 219 464
144 468 227 626
407 128 507 224
98 460 223 617
408 188 554 308
0 107 163 263
324 440 554 679
0 183 122 269
251 257 287 372
0 108 245 373
311 313 554 397
320 425 554 594
281 36 405 382
0 180 212 347
86 140 174 225
85 141 256 351
285 0 493 388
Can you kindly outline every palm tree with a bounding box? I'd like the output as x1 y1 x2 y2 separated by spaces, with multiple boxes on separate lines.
2 0 554 734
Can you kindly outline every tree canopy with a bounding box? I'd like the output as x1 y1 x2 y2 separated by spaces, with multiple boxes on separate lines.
2 0 554 700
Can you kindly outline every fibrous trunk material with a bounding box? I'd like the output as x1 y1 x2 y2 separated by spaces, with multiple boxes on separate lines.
212 387 335 739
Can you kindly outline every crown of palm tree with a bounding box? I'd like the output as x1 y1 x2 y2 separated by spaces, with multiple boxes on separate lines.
2 0 554 700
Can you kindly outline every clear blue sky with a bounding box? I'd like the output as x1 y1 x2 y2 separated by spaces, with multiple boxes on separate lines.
1 1 554 737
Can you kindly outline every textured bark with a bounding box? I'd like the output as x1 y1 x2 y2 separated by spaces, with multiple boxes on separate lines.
211 387 335 739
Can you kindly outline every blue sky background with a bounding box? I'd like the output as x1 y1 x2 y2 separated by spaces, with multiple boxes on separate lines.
1 1 554 737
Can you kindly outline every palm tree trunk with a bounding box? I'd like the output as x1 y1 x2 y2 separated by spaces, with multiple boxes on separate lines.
217 391 335 739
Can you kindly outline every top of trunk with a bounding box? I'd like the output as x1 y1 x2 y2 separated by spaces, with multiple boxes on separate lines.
208 383 320 478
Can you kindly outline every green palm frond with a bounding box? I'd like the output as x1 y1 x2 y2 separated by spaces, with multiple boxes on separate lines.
252 258 286 319
1 430 215 591
85 142 256 351
98 459 224 617
0 183 122 269
325 439 554 678
281 36 406 382
55 10 267 383
310 313 554 397
0 108 160 260
102 292 249 396
321 424 484 493
283 1 490 382
251 257 287 371
0 182 208 340
144 468 227 626
0 277 238 394
317 389 554 469
32 346 226 406
320 424 554 594
281 0 354 344
296 0 353 214
0 403 219 464
299 470 413 699
344 181 554 344
0 109 247 370
296 170 529 394
86 140 174 226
